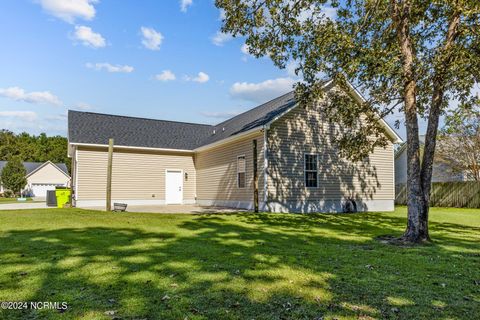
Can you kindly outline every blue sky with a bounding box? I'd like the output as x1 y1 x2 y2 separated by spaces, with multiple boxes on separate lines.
0 0 410 139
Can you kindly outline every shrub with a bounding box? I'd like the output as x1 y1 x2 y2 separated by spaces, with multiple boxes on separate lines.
2 190 14 198
0 157 27 196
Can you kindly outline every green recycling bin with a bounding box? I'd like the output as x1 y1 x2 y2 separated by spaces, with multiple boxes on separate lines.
55 188 71 208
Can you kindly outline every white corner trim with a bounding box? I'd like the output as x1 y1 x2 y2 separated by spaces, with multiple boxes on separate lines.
74 146 78 201
263 129 268 206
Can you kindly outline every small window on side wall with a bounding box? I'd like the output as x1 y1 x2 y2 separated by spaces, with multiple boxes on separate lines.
305 154 318 188
237 155 246 188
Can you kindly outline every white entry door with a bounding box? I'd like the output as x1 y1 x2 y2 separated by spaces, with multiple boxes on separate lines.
165 170 183 204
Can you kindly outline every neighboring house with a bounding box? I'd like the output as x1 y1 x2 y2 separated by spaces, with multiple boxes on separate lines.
395 135 468 185
0 161 71 199
68 81 402 213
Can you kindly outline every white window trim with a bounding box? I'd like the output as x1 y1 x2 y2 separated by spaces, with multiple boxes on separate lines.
237 154 246 189
304 153 319 188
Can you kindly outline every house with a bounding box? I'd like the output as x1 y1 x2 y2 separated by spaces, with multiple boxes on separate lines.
394 135 468 185
68 81 402 213
0 161 70 199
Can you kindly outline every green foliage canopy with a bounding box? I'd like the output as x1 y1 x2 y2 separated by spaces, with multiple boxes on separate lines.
437 100 480 180
1 156 27 195
0 130 70 172
216 0 480 159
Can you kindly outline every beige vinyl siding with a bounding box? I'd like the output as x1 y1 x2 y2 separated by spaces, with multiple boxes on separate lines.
76 147 195 200
27 163 70 185
267 103 395 202
195 132 264 202
395 146 466 184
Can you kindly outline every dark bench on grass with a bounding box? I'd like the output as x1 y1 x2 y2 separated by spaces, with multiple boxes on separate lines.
113 203 128 212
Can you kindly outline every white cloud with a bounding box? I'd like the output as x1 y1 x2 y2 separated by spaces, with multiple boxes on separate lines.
185 72 210 83
218 9 226 20
211 31 232 46
37 0 97 23
155 70 176 81
230 77 296 103
0 87 62 106
241 43 250 55
86 62 134 73
194 72 210 83
0 111 38 122
73 25 106 48
241 44 254 62
73 102 92 110
45 114 67 121
286 60 302 77
180 0 192 12
292 1 337 23
201 111 241 119
322 6 337 20
140 27 163 50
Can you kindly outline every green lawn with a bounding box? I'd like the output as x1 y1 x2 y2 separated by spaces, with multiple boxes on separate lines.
0 207 478 320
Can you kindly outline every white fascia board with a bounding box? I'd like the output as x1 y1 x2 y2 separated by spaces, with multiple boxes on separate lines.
69 142 194 154
264 80 334 129
193 127 263 152
345 81 403 144
25 160 71 179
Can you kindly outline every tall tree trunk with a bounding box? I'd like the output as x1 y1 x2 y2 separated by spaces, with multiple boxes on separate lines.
402 82 427 242
419 76 445 243
391 2 461 242
418 12 460 242
391 0 428 242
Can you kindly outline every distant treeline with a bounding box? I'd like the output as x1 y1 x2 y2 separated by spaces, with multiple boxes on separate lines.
0 130 70 173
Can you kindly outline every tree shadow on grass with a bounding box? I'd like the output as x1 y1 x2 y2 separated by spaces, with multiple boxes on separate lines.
0 212 478 320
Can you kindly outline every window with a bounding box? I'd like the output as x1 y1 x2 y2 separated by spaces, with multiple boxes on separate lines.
237 155 246 188
305 154 318 188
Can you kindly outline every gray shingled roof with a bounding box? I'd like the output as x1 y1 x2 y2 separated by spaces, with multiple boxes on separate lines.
203 91 296 145
68 91 297 150
68 111 214 150
0 161 69 176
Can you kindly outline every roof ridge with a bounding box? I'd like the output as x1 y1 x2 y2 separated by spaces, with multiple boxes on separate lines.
68 91 296 129
68 110 213 127
214 91 295 127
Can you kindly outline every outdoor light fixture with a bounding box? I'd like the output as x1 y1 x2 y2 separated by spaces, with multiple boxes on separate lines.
185 172 188 181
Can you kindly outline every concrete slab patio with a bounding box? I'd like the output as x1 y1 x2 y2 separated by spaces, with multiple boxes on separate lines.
78 204 250 214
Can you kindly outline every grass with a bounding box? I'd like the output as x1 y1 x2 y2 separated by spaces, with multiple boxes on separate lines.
0 207 478 320
0 197 34 204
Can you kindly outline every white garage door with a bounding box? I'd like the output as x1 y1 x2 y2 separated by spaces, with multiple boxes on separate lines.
30 184 64 198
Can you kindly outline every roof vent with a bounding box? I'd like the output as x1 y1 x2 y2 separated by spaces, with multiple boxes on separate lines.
212 129 216 135
222 127 225 132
